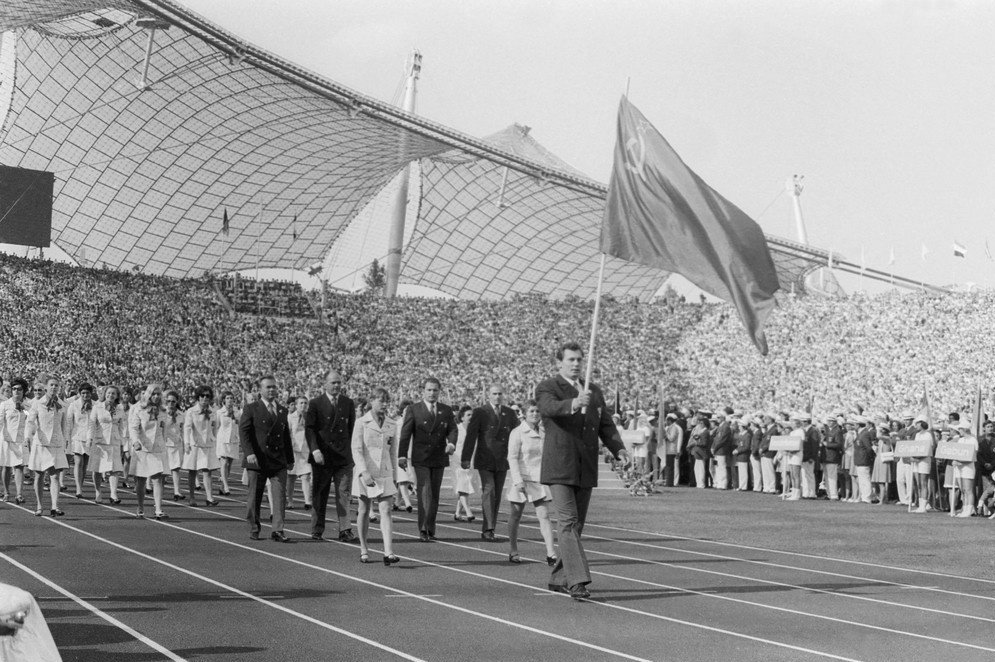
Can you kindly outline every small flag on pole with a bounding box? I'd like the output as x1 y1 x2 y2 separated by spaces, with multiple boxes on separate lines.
921 243 929 261
222 208 230 237
601 97 780 354
292 215 298 241
972 385 984 438
953 241 967 258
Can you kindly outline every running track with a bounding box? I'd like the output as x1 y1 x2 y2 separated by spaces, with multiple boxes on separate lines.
2 464 993 661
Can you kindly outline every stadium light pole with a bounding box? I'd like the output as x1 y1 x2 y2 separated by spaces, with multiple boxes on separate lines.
384 50 421 299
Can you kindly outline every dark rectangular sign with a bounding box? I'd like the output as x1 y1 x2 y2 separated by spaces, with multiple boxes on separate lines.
0 165 54 247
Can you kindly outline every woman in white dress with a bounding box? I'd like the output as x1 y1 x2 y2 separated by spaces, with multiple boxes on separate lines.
451 406 478 522
286 396 312 511
65 383 95 498
89 385 126 504
352 388 400 566
183 385 220 506
506 400 557 565
25 376 69 517
162 390 185 501
0 378 30 504
128 384 170 519
392 399 415 513
213 391 240 496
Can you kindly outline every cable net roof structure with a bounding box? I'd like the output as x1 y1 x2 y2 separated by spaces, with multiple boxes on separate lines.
2 0 838 298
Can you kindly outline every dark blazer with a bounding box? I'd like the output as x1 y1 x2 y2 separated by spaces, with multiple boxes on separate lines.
304 392 356 469
239 399 294 477
853 426 876 467
536 375 623 488
802 425 821 463
822 424 844 464
711 420 732 457
399 401 458 468
461 403 517 471
733 429 752 460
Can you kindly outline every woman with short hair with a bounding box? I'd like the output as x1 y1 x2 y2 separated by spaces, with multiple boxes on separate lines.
351 387 400 565
0 378 30 504
452 405 478 522
214 391 240 496
286 396 313 511
183 385 220 506
506 400 556 565
162 390 185 501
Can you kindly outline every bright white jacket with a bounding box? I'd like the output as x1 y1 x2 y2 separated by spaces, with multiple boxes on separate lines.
25 398 69 448
508 421 544 485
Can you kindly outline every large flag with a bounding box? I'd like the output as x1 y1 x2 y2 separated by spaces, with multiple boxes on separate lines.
953 240 967 258
602 97 780 354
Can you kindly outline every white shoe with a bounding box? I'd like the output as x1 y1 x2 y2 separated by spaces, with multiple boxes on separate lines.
956 511 972 518
915 505 927 513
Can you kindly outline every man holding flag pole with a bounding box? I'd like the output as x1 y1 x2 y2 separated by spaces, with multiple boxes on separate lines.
536 95 780 601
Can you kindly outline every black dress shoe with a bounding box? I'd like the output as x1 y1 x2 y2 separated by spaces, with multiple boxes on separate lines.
419 531 430 542
569 584 591 601
547 583 568 593
481 530 496 541
271 531 290 543
338 529 358 543
249 532 261 540
172 494 185 501
428 533 437 542
310 533 323 541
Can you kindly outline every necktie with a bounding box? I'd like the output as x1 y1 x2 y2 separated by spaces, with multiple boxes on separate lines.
268 401 276 417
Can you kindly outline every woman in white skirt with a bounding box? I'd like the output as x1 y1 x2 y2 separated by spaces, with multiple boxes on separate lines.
128 384 170 519
353 388 400 565
0 378 30 504
452 406 478 522
89 385 126 504
213 391 240 496
65 383 95 498
506 400 556 565
949 422 978 518
162 390 185 501
183 385 220 506
392 399 415 513
26 377 69 517
287 396 312 511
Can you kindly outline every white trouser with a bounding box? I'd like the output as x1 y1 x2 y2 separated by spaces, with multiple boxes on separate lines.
736 461 750 490
856 466 873 502
760 456 777 492
823 463 839 499
896 461 914 504
693 459 707 488
714 455 729 489
801 461 816 497
750 456 763 492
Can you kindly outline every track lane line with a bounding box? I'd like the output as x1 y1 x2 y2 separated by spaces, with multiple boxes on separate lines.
170 493 867 662
0 552 188 662
7 505 427 662
10 503 652 662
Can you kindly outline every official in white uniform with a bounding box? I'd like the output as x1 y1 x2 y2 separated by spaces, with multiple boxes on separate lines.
214 391 240 496
0 378 31 504
65 383 96 498
89 385 126 504
26 377 70 517
129 384 170 519
183 385 220 506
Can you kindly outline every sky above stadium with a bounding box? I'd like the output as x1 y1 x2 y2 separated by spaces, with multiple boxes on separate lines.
9 0 988 296
176 0 995 294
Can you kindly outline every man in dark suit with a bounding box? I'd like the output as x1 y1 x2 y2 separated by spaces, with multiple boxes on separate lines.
239 375 294 542
304 369 357 542
461 384 516 541
399 376 457 542
537 342 629 601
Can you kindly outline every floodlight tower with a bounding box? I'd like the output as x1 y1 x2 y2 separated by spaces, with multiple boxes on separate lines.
384 49 422 298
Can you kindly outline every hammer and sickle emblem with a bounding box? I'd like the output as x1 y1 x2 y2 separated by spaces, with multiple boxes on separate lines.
624 129 648 184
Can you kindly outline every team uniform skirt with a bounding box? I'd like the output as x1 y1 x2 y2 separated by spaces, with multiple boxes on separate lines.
131 449 168 478
182 445 219 472
70 439 90 456
870 452 894 483
89 443 124 474
28 443 69 473
451 466 479 496
289 449 312 476
951 460 976 482
166 445 184 471
216 439 239 461
507 480 552 504
0 440 27 467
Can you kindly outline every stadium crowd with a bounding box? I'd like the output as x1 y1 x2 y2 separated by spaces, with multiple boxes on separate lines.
3 252 995 525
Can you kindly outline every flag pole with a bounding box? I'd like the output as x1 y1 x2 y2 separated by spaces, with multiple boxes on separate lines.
582 252 608 413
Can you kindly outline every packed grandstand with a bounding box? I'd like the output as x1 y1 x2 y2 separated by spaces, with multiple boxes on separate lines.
2 251 991 420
